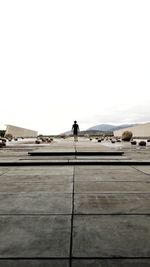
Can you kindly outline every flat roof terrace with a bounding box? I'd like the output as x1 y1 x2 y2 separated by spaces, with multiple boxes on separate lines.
0 137 150 266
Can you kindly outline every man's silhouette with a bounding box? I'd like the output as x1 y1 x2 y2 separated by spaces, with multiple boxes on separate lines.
72 120 79 142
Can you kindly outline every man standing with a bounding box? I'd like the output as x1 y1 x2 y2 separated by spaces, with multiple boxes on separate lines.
72 120 79 142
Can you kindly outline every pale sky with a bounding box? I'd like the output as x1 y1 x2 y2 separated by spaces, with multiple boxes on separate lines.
0 0 150 134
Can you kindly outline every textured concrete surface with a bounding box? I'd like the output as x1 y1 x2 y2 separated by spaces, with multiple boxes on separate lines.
72 215 150 257
72 259 150 267
74 193 150 214
134 166 150 174
74 166 150 181
0 260 69 267
0 182 73 193
75 181 150 193
0 174 73 183
0 193 72 214
3 166 74 175
0 215 71 257
0 138 150 266
0 169 9 175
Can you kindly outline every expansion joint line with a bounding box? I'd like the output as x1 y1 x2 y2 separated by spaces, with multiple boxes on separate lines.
74 141 77 159
0 170 10 177
132 166 150 176
69 166 75 267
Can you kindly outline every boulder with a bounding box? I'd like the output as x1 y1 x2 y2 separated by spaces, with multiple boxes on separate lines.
35 139 41 144
122 131 133 141
0 138 6 143
0 141 3 148
139 141 146 146
0 140 6 147
47 139 52 143
41 138 47 142
131 140 137 145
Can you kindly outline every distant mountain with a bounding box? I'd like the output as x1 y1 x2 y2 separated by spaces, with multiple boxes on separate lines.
86 124 137 132
60 123 138 136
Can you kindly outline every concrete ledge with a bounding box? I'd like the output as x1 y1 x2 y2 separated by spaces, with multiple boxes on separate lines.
28 151 124 156
0 160 150 166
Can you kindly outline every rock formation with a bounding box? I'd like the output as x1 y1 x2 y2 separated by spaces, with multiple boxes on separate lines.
122 131 133 141
139 141 146 146
131 140 137 145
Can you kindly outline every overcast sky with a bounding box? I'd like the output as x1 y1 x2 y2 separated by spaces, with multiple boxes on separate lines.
0 1 150 134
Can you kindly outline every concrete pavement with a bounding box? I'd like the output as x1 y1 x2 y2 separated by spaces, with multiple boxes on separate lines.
0 138 150 266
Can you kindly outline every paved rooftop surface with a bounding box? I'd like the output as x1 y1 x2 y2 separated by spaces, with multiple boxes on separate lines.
0 137 150 266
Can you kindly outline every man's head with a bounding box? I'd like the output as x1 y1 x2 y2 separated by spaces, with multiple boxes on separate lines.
74 120 77 123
